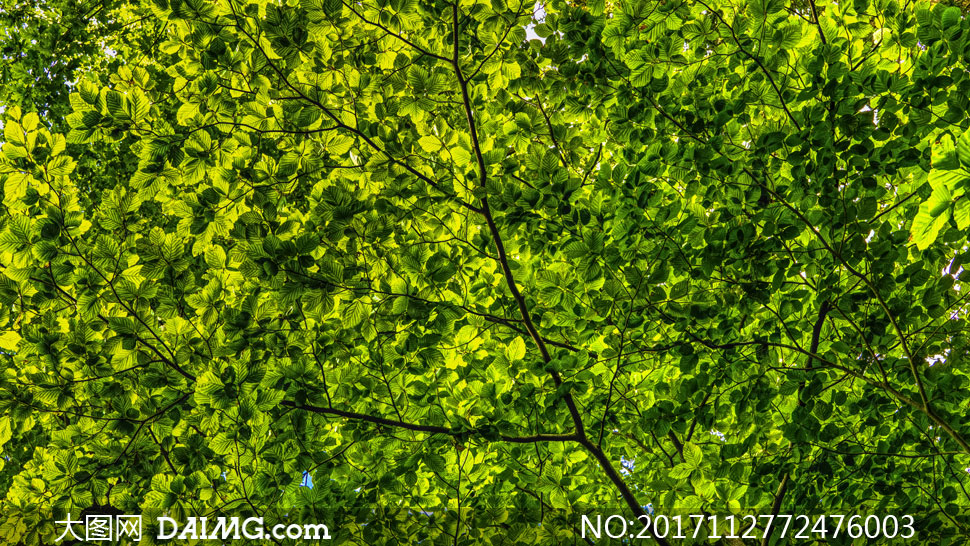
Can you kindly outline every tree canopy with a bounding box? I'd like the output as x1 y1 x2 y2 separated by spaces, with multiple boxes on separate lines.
1 0 970 544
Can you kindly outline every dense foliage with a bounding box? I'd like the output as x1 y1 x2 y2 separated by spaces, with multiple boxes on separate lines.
1 0 970 544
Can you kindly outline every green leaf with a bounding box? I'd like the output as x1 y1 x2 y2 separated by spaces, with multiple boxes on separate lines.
3 121 24 146
774 25 801 48
506 337 526 362
549 488 569 509
0 331 20 352
911 202 949 250
451 146 471 165
205 246 227 268
21 112 39 132
942 6 962 30
418 135 441 152
176 102 199 125
328 134 354 155
669 463 693 479
684 443 703 468
691 471 716 497
957 132 970 170
3 172 31 204
105 90 127 120
407 65 430 91
933 135 960 170
928 168 966 192
322 0 342 17
953 196 970 230
47 156 76 176
564 241 589 259
2 144 28 161
928 184 953 217
127 89 151 122
343 300 368 328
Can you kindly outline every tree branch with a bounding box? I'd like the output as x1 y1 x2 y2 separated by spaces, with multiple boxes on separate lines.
281 401 577 443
